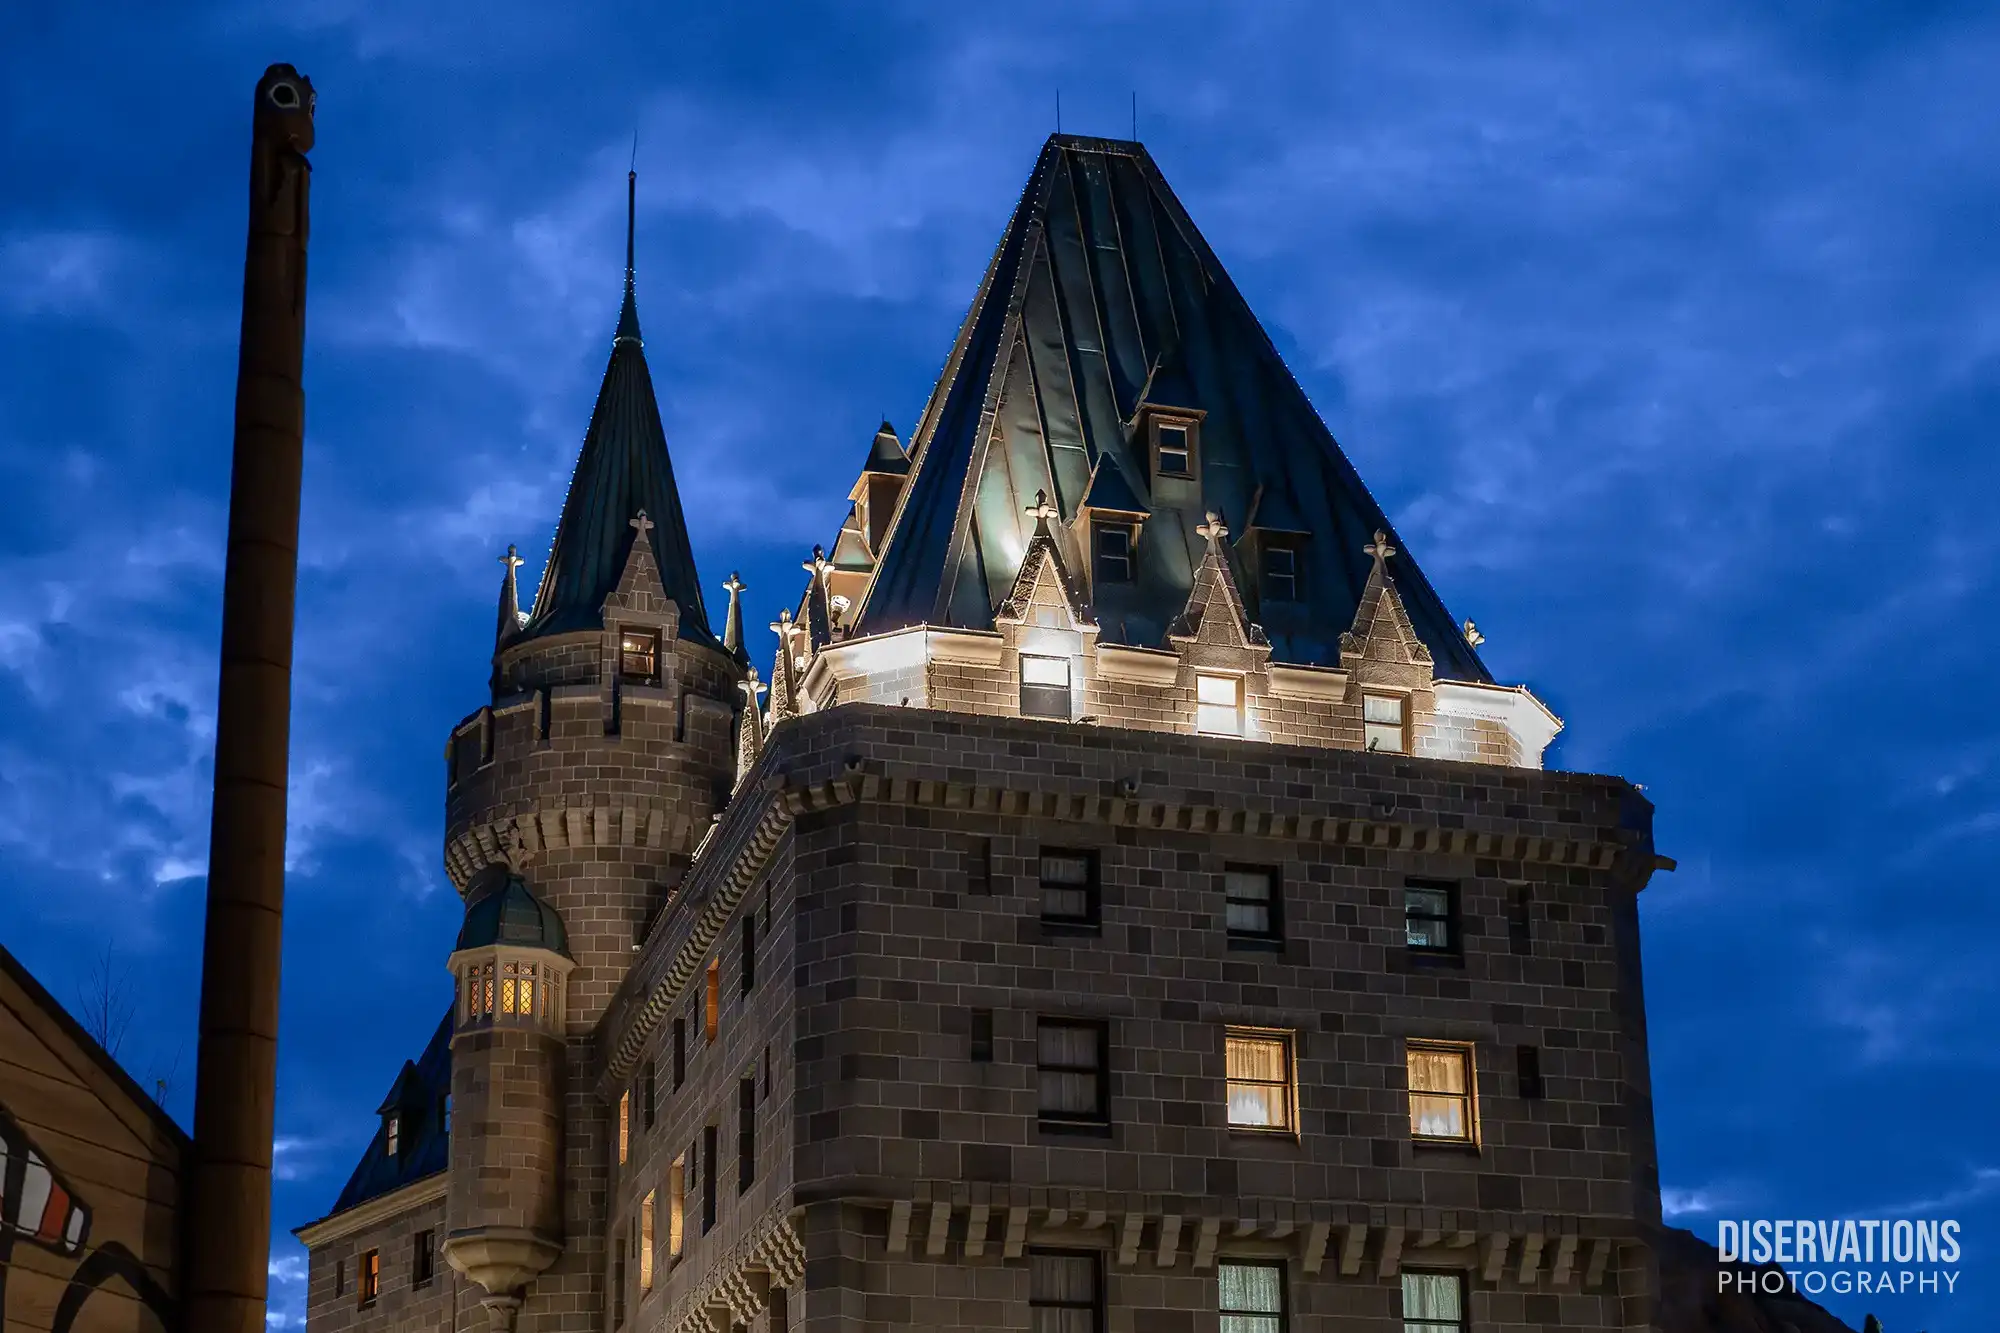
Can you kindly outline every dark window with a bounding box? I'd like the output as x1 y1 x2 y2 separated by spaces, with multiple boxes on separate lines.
413 1229 435 1287
1224 866 1281 944
970 1008 994 1063
1039 850 1099 929
1517 1045 1544 1100
701 1125 718 1233
1262 542 1299 603
1402 1271 1467 1332
619 628 660 684
1036 1019 1109 1126
1219 1260 1285 1331
334 1259 344 1297
1029 1249 1102 1333
741 913 756 995
738 1078 756 1193
1507 885 1532 955
357 1249 379 1308
1019 654 1073 720
1156 423 1193 477
1405 881 1458 953
642 1060 656 1129
1094 524 1133 584
673 1018 686 1090
969 836 992 894
762 1044 771 1101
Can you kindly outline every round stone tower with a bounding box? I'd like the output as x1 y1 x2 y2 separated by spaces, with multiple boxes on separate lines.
438 169 747 1330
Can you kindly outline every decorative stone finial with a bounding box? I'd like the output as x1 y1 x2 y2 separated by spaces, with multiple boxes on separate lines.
1025 489 1060 531
500 544 523 571
629 510 654 536
771 607 802 641
1463 619 1485 647
1365 529 1396 568
1196 509 1229 548
803 544 831 577
723 571 745 596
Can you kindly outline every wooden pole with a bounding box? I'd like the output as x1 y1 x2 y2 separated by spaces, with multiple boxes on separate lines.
185 61 315 1333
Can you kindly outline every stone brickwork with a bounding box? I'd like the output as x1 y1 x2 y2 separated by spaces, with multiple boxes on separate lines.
302 1184 475 1333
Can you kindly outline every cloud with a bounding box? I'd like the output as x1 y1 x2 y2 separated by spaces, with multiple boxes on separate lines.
1663 1185 1736 1220
0 230 129 318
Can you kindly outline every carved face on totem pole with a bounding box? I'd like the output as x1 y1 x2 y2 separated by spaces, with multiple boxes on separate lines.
254 63 316 153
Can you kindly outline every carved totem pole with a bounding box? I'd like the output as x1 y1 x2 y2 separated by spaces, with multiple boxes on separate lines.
185 62 315 1333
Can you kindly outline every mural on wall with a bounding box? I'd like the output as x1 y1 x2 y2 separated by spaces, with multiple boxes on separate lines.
0 1103 177 1332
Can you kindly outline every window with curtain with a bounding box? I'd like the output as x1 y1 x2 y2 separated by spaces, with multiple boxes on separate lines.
1225 1030 1293 1131
1029 1249 1101 1333
1036 1020 1107 1125
1406 1043 1475 1143
1405 882 1456 952
1219 1260 1285 1332
1224 867 1280 943
1401 1271 1466 1332
1038 851 1098 927
1364 692 1407 752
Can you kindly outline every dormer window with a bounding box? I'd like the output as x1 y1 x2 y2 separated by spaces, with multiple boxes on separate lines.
1262 540 1299 603
1364 693 1408 753
619 628 660 684
384 1113 400 1157
1196 673 1243 736
1155 420 1195 478
1093 523 1133 584
1020 655 1072 720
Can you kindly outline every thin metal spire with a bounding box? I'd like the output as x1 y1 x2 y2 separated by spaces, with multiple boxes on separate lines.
615 166 641 344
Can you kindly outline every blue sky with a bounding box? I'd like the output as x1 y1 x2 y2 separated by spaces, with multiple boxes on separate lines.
3 2 1996 1329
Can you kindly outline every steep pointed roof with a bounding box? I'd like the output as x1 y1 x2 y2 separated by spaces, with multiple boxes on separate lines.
849 134 1489 682
863 420 910 475
518 172 717 652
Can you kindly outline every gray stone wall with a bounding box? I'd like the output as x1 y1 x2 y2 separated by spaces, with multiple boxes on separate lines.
305 1192 478 1333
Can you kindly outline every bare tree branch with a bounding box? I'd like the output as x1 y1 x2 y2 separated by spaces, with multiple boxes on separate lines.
75 942 137 1060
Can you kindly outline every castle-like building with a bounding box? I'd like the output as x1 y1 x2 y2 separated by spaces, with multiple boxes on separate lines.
294 135 1669 1333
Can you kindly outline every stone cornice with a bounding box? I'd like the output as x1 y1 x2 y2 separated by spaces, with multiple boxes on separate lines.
292 1171 446 1248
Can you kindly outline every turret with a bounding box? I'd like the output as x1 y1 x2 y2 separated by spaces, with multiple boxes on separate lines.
442 865 572 1330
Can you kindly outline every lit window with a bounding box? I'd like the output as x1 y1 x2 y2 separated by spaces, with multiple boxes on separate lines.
704 958 720 1043
640 1190 656 1291
1029 1250 1101 1333
1197 673 1243 736
501 961 535 1016
668 1155 686 1258
1405 882 1456 952
1262 543 1298 603
1407 1043 1475 1143
1094 524 1133 584
1020 654 1072 720
1036 1019 1108 1126
1224 1030 1293 1131
1038 850 1097 928
1156 423 1193 478
1219 1260 1285 1332
413 1229 435 1287
620 628 660 684
383 1113 399 1157
1402 1271 1466 1333
1364 693 1407 752
358 1249 379 1308
617 1090 630 1165
1224 867 1280 943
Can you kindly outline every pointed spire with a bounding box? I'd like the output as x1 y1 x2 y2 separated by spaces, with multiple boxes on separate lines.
721 571 748 661
803 545 835 650
496 545 525 648
767 609 805 725
1340 528 1432 669
734 667 767 789
616 169 642 345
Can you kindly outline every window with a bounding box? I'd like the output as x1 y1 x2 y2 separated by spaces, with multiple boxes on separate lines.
738 1078 756 1193
1224 1030 1294 1132
1224 866 1280 944
1020 654 1073 720
383 1113 399 1157
501 961 536 1016
1038 850 1098 928
620 628 660 684
357 1249 379 1308
1261 542 1298 603
334 1259 344 1297
761 1044 771 1101
1219 1260 1285 1332
1517 1045 1544 1100
413 1229 435 1287
701 1125 718 1233
639 1190 656 1291
642 1061 656 1129
1155 421 1193 478
1402 1271 1466 1333
1094 524 1133 584
740 914 756 994
617 1090 630 1165
1029 1250 1102 1333
463 962 496 1020
668 1155 686 1258
1036 1019 1108 1126
1364 693 1407 753
673 1018 686 1089
704 958 720 1043
970 1008 994 1063
1197 673 1243 736
1407 1043 1476 1144
1405 882 1456 953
